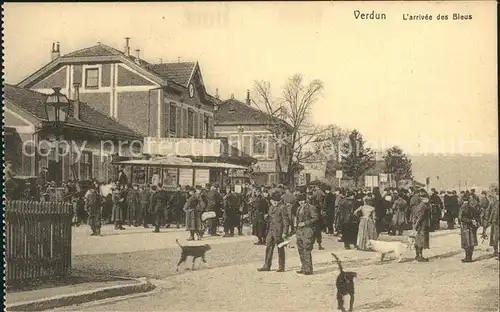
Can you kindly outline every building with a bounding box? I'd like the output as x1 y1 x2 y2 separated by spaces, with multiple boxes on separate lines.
17 40 254 187
214 92 292 186
4 84 141 183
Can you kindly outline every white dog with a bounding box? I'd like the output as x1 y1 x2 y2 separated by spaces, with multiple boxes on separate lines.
366 239 411 262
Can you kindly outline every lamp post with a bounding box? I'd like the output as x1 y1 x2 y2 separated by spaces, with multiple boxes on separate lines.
45 87 70 137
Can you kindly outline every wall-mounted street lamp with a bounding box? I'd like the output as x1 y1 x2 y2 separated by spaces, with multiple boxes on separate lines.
45 87 70 124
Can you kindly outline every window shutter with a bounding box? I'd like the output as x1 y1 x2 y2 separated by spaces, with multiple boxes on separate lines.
268 137 276 159
243 135 251 154
162 102 169 137
193 111 199 138
93 154 100 181
198 113 203 138
175 106 181 137
208 117 214 138
183 107 188 137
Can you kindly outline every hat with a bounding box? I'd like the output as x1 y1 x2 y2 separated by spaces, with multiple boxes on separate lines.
324 185 332 191
297 194 306 201
270 192 282 201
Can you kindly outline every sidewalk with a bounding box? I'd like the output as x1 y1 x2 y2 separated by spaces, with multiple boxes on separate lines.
73 224 255 256
6 277 155 311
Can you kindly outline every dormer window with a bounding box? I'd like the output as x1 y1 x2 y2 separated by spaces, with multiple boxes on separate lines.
85 68 99 89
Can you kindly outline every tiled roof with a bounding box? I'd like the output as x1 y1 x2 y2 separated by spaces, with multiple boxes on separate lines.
61 44 122 58
146 62 196 87
214 99 293 132
4 84 141 138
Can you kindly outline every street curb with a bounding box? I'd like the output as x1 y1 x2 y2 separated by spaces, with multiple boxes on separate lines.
6 278 156 311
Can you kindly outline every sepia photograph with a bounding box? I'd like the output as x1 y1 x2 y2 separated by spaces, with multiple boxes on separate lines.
2 2 498 311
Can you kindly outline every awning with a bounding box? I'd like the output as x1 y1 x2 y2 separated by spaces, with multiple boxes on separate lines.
116 158 248 170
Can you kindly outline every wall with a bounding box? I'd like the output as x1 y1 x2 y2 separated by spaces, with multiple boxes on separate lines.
79 92 111 116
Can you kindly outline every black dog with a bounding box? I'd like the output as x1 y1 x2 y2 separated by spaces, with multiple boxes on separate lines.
332 253 357 312
176 239 211 271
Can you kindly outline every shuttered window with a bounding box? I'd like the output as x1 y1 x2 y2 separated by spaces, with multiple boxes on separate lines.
208 117 214 138
203 115 209 138
93 154 100 181
169 103 177 137
198 113 203 138
162 102 170 137
183 108 188 137
188 109 194 137
80 151 93 180
268 137 276 159
242 135 251 154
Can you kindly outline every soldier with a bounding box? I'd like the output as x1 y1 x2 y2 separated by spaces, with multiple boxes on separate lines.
223 185 239 237
85 186 101 236
169 184 187 228
151 184 168 233
429 188 443 232
295 193 318 275
257 192 289 273
138 185 150 228
252 187 269 245
307 191 324 250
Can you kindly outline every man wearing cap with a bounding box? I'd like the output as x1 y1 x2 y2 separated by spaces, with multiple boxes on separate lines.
151 184 169 233
429 188 443 232
223 185 239 237
338 190 358 249
282 187 296 234
257 192 289 272
295 193 318 275
252 188 269 245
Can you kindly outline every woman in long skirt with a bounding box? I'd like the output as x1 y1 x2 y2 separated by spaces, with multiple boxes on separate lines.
111 187 125 230
354 197 378 250
459 196 479 263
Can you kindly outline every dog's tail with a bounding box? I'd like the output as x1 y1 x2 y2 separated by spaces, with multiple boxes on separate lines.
175 239 182 248
331 253 344 272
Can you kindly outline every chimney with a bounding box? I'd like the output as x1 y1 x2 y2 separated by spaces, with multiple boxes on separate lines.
124 37 131 56
230 93 234 100
51 41 60 60
135 49 141 64
72 83 81 120
215 88 220 100
246 89 251 105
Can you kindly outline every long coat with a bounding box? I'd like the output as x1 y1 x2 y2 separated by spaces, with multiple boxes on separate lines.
412 201 431 249
392 198 409 226
126 188 139 222
184 194 204 231
111 190 124 222
251 196 269 237
266 202 289 242
295 202 318 251
459 202 479 249
223 192 240 227
487 196 499 247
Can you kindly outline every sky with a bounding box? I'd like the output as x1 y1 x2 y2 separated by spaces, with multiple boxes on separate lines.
3 2 498 155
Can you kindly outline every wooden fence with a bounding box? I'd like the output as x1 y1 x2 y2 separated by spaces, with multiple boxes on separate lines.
4 200 73 283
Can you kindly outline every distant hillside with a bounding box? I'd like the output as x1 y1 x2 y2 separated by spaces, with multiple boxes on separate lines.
409 154 499 190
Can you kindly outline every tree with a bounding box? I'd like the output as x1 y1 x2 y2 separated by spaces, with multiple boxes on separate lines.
339 130 375 187
251 74 328 186
383 146 413 188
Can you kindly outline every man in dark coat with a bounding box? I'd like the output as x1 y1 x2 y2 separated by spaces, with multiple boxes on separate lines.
223 185 239 237
126 184 139 227
295 193 318 275
252 188 269 245
257 192 289 272
169 185 187 228
282 187 296 234
323 186 336 235
429 188 443 232
412 192 431 262
308 191 324 250
117 166 128 188
85 186 101 236
151 184 169 233
139 185 150 228
338 191 358 249
458 194 480 262
391 190 409 236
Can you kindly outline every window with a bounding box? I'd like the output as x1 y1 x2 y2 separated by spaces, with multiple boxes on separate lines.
268 137 276 159
253 135 267 156
169 103 177 136
187 110 194 137
132 166 146 185
203 115 209 138
229 135 240 149
80 151 93 180
85 68 99 89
